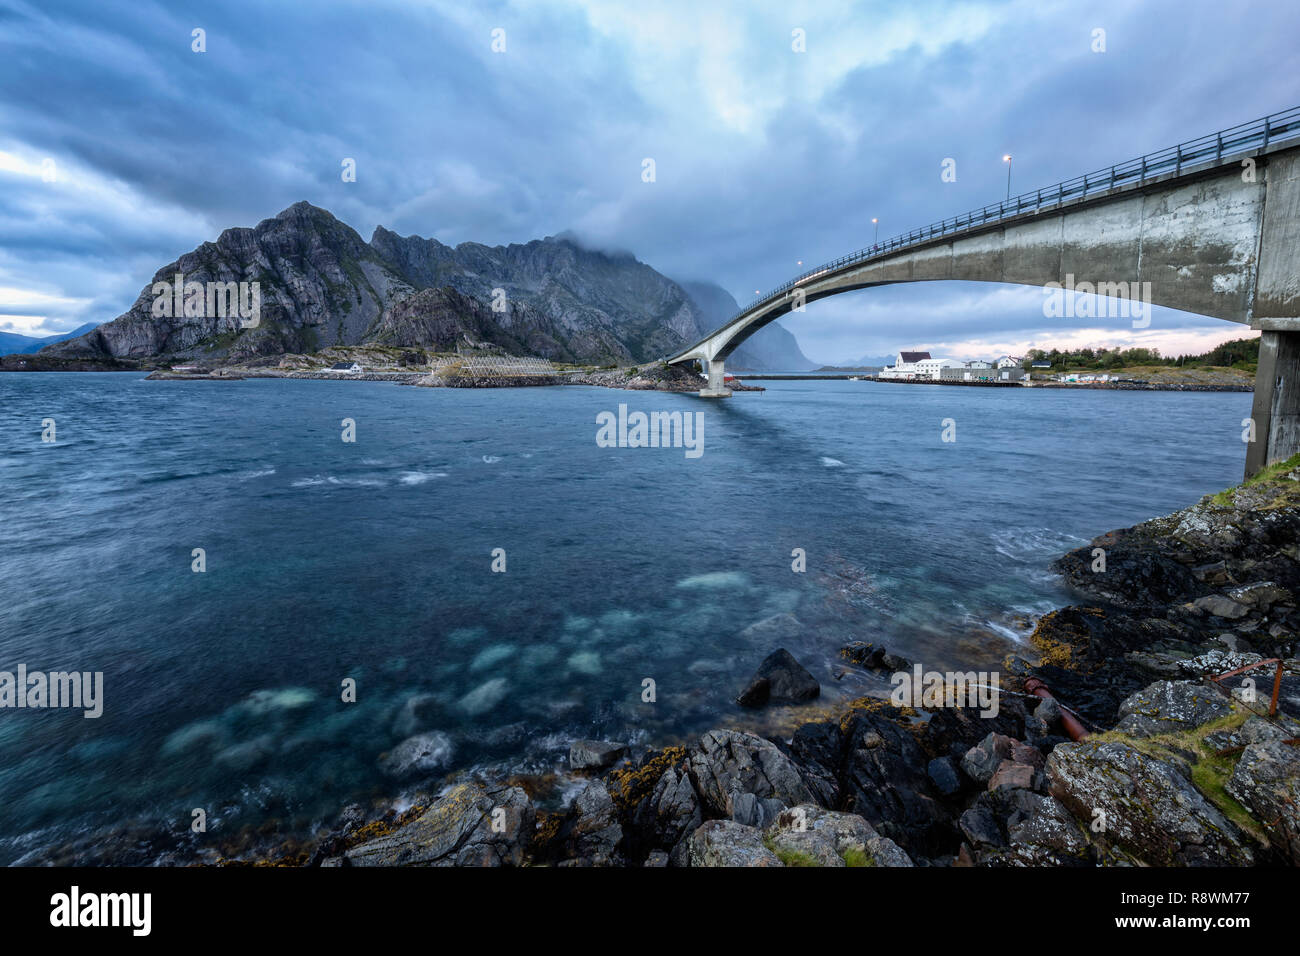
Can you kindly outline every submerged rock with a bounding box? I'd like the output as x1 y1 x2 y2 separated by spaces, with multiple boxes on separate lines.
378 731 455 779
569 739 627 771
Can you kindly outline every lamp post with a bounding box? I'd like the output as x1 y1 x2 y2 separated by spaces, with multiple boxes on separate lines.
872 217 879 243
1003 154 1012 200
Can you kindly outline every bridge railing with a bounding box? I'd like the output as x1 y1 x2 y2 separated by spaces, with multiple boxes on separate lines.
677 105 1300 355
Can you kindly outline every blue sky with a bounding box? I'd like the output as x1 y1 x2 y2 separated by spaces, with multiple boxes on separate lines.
2 0 1298 363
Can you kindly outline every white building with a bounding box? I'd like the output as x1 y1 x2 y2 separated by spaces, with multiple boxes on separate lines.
329 362 363 374
878 351 961 380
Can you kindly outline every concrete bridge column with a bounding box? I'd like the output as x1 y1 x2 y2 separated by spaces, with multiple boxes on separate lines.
1246 331 1300 478
699 358 732 398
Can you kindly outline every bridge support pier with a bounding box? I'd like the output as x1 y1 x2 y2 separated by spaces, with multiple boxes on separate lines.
1246 331 1300 478
699 359 732 398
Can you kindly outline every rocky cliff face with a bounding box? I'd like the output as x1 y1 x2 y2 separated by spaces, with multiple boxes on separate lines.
49 202 414 363
46 201 806 368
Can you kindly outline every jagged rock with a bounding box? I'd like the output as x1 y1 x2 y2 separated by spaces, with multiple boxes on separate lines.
1047 740 1254 865
838 711 954 856
346 781 534 866
762 804 913 867
378 731 455 779
558 781 624 867
966 789 1095 866
960 733 1015 784
686 820 783 867
788 719 844 808
631 764 702 857
1113 680 1232 737
569 739 626 771
736 648 819 707
644 850 670 867
1053 528 1206 611
1193 594 1251 620
1225 724 1300 864
688 730 814 828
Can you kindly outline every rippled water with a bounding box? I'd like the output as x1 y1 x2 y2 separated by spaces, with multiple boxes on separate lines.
0 372 1252 862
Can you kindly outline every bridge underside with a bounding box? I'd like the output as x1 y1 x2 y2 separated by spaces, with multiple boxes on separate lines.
674 143 1300 478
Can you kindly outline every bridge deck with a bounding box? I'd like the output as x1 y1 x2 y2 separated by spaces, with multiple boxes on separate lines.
668 106 1300 365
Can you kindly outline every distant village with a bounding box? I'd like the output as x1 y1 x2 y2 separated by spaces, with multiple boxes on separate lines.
876 350 1030 384
874 351 1134 386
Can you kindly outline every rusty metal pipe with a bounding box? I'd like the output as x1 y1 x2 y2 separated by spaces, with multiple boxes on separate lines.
1024 677 1090 741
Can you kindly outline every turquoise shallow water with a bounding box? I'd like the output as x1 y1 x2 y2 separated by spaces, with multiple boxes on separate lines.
0 373 1252 862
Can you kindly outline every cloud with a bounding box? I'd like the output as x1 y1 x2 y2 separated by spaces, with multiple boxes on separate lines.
0 0 1296 342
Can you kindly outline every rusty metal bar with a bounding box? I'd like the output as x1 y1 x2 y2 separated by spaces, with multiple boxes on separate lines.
1024 677 1090 741
1210 658 1284 717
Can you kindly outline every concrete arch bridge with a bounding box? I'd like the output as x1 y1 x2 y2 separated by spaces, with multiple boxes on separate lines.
666 107 1300 477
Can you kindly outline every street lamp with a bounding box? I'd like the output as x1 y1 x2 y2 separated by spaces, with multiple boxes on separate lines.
1003 154 1012 200
872 217 879 244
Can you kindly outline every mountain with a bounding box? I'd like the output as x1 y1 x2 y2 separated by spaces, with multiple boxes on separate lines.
841 353 896 368
676 280 816 371
0 322 100 355
45 201 813 369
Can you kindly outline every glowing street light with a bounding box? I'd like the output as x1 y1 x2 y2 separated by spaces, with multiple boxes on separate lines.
1003 154 1012 200
872 217 879 243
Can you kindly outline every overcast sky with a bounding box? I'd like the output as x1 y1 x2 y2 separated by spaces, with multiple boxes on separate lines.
2 0 1298 363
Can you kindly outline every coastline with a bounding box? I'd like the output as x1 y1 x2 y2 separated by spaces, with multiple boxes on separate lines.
48 456 1287 869
309 459 1299 867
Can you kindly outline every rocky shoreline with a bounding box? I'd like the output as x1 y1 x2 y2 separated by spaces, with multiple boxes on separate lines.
139 360 765 393
208 459 1298 868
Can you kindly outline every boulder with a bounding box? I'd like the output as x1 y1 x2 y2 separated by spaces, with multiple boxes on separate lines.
960 733 1015 784
762 804 912 867
559 780 624 866
688 729 814 827
686 820 783 867
1047 740 1254 866
378 731 454 779
569 739 627 771
631 764 702 856
1225 725 1300 864
346 781 534 866
1193 594 1250 620
1113 680 1232 737
736 648 820 707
